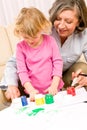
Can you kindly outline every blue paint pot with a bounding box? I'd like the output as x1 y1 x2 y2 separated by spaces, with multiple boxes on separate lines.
21 96 28 106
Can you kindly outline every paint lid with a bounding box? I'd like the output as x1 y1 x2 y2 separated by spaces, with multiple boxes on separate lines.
35 94 44 99
45 94 54 104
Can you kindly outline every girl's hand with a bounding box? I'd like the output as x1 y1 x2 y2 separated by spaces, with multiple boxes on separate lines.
29 89 39 102
44 86 58 96
44 76 60 95
24 82 39 101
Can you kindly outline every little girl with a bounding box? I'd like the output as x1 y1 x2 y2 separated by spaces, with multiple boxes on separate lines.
15 7 64 101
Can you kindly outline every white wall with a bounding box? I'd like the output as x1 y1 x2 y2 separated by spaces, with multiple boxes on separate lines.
0 0 54 26
85 0 87 4
25 0 54 17
0 0 86 26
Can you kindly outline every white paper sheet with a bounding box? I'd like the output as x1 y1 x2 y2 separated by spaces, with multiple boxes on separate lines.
0 87 87 130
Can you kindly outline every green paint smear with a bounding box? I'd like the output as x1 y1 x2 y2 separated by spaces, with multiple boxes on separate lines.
15 106 28 114
27 108 45 116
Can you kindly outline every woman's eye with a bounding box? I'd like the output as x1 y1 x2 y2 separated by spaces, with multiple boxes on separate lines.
56 18 61 21
66 21 72 24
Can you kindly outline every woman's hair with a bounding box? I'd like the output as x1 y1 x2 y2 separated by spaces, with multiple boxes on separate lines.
14 7 52 37
49 0 87 33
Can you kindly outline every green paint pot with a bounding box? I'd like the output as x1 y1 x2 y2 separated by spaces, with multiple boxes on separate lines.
45 94 54 104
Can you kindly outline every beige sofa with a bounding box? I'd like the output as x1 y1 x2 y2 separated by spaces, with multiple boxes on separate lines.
0 23 20 110
0 24 19 81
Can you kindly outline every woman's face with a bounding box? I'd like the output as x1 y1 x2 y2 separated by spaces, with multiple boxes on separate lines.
54 9 79 38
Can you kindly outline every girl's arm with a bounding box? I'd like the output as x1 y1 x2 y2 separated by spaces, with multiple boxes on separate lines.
24 81 39 101
16 43 39 101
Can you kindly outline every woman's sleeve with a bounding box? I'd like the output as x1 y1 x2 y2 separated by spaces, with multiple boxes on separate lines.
4 54 19 86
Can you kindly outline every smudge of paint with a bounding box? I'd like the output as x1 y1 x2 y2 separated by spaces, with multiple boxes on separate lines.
27 108 45 116
15 106 28 114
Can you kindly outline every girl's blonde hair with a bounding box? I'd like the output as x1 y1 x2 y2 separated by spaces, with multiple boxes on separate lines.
14 7 52 37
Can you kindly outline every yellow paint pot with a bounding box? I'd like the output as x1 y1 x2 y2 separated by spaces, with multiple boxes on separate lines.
35 94 45 105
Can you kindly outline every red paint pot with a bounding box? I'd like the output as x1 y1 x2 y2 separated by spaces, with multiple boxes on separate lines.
67 87 76 96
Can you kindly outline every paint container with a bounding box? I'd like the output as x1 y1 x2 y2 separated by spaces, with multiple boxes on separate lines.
12 97 22 108
21 96 28 106
12 98 22 113
67 87 76 96
45 94 54 104
35 94 45 105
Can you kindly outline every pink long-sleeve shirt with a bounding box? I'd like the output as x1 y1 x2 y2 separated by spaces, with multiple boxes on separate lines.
16 35 64 93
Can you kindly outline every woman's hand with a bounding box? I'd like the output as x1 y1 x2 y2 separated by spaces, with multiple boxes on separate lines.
72 69 87 88
5 86 20 100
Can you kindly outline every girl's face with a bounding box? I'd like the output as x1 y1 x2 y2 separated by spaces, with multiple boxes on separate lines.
20 32 42 48
54 9 79 38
